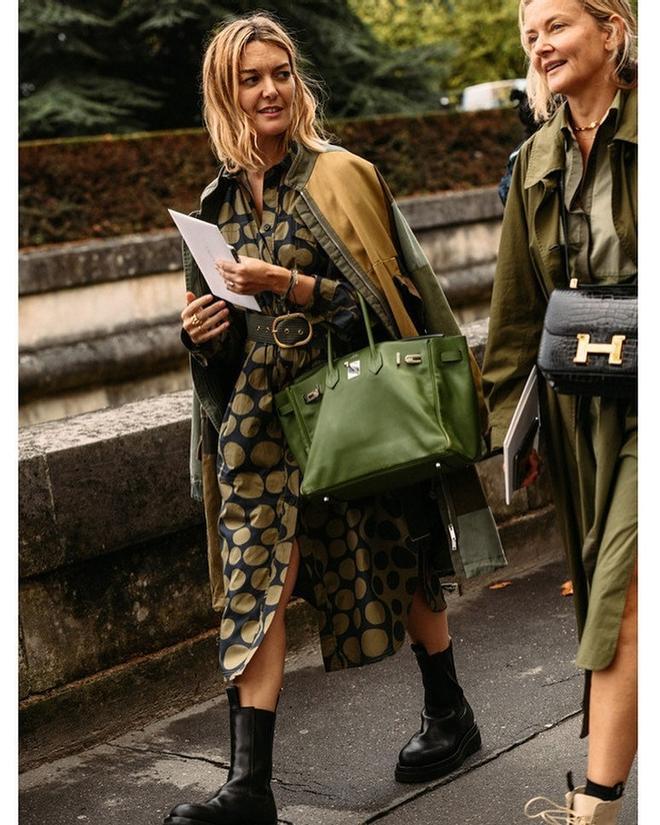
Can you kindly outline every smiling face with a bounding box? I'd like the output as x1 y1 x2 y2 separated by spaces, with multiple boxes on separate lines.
523 0 616 101
237 40 295 148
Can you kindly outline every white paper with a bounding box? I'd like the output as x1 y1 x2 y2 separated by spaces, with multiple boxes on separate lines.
503 366 540 505
168 210 261 311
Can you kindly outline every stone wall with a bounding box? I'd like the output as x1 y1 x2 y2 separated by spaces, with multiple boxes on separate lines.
18 187 503 426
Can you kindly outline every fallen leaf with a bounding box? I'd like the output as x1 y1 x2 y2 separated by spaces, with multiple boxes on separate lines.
561 580 574 596
489 580 513 590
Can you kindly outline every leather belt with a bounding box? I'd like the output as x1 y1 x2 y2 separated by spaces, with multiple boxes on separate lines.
245 311 314 348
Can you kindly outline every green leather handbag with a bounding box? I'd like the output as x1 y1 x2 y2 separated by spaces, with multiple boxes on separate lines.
274 292 485 500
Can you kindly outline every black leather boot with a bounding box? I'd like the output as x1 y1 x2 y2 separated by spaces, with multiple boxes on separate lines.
164 686 277 825
395 642 481 783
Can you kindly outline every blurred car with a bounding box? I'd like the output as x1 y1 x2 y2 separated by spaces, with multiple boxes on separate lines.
460 79 527 111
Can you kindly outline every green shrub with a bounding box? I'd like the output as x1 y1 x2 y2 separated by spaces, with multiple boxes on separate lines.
19 109 522 248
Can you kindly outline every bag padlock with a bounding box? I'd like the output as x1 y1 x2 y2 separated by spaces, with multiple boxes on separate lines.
304 385 322 404
404 354 423 365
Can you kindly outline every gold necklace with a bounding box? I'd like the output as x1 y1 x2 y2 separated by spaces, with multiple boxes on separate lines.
572 106 610 132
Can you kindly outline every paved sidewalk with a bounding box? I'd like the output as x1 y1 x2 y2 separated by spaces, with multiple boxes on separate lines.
19 557 637 824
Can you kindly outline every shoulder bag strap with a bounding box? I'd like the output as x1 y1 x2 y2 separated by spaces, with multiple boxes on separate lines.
557 136 572 285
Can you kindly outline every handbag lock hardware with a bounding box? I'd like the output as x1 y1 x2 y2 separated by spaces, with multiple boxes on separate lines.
574 333 626 366
271 313 313 348
396 352 422 366
303 385 322 404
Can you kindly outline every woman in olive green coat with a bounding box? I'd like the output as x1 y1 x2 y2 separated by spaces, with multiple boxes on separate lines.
482 1 637 822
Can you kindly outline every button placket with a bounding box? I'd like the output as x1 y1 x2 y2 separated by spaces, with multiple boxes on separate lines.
259 195 277 257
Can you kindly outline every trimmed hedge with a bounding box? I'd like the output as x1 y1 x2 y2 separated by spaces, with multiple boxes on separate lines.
19 109 522 248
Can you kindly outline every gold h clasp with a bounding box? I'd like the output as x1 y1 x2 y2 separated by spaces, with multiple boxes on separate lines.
574 334 626 366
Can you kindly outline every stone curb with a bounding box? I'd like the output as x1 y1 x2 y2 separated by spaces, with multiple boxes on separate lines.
19 231 182 295
19 319 184 398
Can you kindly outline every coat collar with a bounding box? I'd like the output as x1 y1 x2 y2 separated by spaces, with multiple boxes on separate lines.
523 87 637 190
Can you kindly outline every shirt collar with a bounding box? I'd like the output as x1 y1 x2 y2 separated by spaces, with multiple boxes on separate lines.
201 142 300 209
523 87 636 189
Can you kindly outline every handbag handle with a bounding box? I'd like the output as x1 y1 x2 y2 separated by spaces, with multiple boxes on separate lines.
326 291 383 389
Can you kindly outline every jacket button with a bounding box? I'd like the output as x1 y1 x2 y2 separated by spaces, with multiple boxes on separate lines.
262 223 271 231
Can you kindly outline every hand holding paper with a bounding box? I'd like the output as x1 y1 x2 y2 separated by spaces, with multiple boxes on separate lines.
217 255 290 297
502 367 540 505
168 210 261 312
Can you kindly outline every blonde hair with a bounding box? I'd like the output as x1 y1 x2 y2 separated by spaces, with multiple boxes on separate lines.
518 0 637 121
202 13 327 172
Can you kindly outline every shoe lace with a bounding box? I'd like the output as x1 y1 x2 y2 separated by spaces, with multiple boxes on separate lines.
524 796 587 825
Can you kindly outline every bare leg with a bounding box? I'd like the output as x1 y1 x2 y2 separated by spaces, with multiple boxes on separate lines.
234 540 301 711
586 563 638 786
406 585 450 654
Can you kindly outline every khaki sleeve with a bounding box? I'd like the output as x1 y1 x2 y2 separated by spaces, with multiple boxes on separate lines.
481 150 547 450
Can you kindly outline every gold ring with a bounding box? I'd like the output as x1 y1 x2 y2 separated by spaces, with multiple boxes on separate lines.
191 313 202 327
226 280 235 289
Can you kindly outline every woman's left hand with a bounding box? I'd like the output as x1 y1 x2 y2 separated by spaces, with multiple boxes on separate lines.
216 256 289 296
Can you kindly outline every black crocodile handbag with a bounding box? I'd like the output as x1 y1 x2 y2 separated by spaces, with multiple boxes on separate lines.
537 283 637 397
536 165 637 399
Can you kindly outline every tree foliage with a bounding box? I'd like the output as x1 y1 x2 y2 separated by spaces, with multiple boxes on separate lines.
350 0 527 92
441 0 526 91
20 0 163 136
348 0 452 51
19 0 452 139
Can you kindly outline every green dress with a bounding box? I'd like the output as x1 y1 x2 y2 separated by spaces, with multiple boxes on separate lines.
209 154 448 680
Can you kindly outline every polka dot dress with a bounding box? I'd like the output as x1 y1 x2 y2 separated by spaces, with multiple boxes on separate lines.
214 151 447 680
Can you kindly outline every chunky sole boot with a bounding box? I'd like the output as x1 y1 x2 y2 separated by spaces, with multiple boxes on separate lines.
395 642 482 783
163 687 277 825
395 719 481 783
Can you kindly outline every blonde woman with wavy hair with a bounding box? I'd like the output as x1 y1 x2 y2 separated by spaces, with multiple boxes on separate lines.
166 11 505 825
201 14 327 172
482 1 637 822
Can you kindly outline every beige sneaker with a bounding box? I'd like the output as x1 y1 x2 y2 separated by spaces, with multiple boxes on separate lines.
524 786 623 824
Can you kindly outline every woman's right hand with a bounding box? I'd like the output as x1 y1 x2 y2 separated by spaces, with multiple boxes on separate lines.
181 291 230 345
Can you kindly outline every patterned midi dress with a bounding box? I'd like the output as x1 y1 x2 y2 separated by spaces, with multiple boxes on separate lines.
212 153 448 681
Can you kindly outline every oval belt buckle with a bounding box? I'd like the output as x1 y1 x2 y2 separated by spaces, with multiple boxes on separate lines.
272 312 313 348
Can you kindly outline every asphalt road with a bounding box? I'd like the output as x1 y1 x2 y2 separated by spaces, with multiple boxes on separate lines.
19 557 637 824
